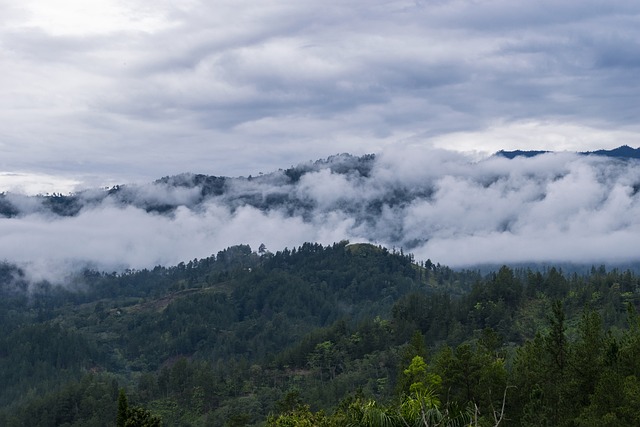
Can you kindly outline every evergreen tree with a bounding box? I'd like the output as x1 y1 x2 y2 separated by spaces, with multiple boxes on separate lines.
117 389 128 427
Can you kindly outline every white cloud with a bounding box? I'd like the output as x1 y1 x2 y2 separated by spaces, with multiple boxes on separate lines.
16 0 174 36
0 172 81 195
296 169 361 210
3 148 640 281
431 121 640 155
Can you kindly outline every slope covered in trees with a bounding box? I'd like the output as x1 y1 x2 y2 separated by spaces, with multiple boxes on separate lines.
0 242 639 425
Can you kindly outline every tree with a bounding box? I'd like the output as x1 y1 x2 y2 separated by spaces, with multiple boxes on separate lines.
125 406 162 427
570 310 605 407
402 355 442 398
511 301 578 426
117 389 128 427
117 389 161 427
546 301 568 373
308 341 341 381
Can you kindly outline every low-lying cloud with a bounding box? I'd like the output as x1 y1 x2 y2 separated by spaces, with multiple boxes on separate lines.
1 148 640 281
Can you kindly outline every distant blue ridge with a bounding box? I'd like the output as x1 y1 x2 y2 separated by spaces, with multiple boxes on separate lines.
495 149 550 159
587 145 640 159
496 145 640 159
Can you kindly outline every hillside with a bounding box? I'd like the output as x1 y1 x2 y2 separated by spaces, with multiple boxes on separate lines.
1 243 640 425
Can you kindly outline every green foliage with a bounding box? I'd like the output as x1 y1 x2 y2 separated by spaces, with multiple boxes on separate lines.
117 388 129 427
123 406 162 427
2 244 640 426
344 398 399 427
402 355 441 397
116 389 161 427
0 373 119 427
267 404 333 427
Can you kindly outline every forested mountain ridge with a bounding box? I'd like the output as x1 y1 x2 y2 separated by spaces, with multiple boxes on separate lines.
3 147 639 219
1 242 640 426
0 154 378 218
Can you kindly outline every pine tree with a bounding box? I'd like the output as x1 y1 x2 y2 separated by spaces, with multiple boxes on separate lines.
116 389 128 427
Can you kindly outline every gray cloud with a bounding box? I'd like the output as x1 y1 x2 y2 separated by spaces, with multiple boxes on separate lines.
2 0 640 188
1 149 640 282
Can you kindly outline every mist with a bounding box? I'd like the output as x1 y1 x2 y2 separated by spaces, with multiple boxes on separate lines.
2 147 640 281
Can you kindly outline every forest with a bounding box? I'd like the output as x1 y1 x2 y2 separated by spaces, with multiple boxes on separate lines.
1 241 640 426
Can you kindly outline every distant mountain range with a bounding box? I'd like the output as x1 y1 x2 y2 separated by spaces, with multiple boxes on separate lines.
2 145 640 270
1 146 638 223
496 145 640 159
0 153 379 218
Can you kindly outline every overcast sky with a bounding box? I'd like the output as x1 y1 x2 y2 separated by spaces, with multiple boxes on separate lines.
1 0 639 193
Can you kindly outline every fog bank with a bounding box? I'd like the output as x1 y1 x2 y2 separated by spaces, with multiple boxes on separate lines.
2 148 640 280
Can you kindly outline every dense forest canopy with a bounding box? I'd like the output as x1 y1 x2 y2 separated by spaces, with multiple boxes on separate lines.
1 241 640 425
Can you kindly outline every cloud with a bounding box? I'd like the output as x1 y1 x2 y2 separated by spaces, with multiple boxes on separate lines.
295 169 362 210
2 148 640 282
2 0 640 189
0 198 359 282
0 172 82 195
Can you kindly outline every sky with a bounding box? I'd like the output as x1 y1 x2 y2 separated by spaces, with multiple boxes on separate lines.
1 0 640 194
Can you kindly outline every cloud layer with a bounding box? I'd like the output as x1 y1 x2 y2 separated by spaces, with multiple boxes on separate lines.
1 149 640 280
1 0 640 189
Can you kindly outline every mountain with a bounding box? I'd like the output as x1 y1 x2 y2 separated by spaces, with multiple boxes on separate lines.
585 144 640 159
0 153 377 218
2 147 640 276
496 144 640 159
5 146 638 220
495 149 551 159
3 146 638 219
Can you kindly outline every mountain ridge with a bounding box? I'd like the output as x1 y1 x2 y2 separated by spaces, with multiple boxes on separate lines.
2 146 640 273
496 144 640 159
4 146 639 219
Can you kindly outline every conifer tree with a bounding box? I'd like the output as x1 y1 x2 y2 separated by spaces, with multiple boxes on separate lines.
116 389 128 427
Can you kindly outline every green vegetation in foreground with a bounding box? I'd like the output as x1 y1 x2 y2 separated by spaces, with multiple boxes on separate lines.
1 242 640 426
